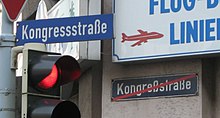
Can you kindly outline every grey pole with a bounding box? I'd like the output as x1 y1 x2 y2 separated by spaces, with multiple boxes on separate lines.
0 7 16 118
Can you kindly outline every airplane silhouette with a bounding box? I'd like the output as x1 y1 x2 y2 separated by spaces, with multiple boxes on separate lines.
121 29 164 47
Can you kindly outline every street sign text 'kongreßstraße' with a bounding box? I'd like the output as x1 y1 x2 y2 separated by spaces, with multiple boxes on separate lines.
112 73 198 101
16 14 113 46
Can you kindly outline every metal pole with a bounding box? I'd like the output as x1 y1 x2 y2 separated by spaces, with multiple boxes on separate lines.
0 7 16 118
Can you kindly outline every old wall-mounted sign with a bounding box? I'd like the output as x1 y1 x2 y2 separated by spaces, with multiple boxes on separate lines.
112 73 198 101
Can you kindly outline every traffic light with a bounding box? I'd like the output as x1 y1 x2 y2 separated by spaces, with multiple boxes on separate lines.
22 48 81 118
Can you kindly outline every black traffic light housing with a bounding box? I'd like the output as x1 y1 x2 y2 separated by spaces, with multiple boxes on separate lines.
28 97 81 118
22 49 81 118
27 50 80 94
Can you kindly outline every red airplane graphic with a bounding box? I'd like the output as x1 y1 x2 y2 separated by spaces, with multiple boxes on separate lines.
121 29 164 47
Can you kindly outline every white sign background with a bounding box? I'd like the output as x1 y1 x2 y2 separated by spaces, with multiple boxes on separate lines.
113 0 220 62
47 0 80 59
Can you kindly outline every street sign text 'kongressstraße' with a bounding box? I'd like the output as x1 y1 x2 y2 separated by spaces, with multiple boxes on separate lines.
16 14 113 46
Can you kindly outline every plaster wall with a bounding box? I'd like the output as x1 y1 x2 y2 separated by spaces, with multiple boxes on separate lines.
18 0 220 118
102 50 202 118
216 59 220 117
101 1 202 118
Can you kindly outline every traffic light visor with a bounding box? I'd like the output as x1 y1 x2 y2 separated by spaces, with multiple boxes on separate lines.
51 101 81 118
29 98 81 118
55 55 81 85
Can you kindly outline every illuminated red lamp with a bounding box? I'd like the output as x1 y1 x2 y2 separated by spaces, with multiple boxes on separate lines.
38 65 58 89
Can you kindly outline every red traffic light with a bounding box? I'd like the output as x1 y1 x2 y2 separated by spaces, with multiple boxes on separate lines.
38 65 58 89
28 50 80 92
23 49 81 118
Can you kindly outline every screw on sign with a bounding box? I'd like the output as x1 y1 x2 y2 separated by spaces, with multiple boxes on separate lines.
1 0 28 21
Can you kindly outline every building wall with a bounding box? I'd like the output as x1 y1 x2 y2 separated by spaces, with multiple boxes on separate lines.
202 59 215 118
101 0 220 118
17 0 220 118
102 51 202 118
201 58 220 118
216 59 220 117
79 63 102 118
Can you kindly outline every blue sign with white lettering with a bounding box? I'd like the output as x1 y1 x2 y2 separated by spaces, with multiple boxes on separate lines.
113 0 220 62
16 14 113 46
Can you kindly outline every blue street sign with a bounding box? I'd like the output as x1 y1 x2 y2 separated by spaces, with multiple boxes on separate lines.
16 14 113 46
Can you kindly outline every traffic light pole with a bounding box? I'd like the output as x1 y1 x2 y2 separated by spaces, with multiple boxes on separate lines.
0 8 16 118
